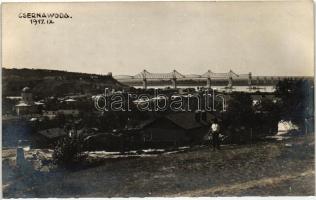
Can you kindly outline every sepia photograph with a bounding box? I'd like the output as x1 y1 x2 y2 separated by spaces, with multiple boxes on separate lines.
1 1 315 198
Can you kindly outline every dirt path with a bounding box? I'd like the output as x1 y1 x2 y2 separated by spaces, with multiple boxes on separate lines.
172 169 314 196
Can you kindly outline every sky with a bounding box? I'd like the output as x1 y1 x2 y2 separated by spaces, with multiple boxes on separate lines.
2 1 314 76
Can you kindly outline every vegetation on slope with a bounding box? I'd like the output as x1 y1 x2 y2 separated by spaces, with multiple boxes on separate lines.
2 68 128 98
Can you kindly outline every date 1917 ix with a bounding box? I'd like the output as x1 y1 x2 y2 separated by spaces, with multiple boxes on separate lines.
30 19 54 25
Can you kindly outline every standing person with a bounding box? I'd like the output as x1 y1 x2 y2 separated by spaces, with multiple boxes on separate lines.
211 118 221 150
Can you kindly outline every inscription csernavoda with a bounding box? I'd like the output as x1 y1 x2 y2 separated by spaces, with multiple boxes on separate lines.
18 13 71 18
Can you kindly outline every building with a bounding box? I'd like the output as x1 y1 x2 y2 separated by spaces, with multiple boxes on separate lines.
15 87 45 116
42 109 80 119
15 87 36 116
139 111 216 147
38 128 67 140
37 128 68 146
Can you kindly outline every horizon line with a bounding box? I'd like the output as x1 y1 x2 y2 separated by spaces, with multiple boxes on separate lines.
3 67 314 77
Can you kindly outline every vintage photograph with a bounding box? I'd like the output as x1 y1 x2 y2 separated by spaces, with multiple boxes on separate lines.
2 1 315 197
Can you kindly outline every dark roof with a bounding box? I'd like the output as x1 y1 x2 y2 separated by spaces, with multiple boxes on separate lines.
165 112 215 130
135 112 217 131
137 119 156 129
38 128 67 139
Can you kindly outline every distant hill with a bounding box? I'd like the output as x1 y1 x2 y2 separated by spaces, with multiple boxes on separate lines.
2 68 128 98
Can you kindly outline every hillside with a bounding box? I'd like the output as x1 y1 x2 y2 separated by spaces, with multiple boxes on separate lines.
2 135 314 197
2 68 128 98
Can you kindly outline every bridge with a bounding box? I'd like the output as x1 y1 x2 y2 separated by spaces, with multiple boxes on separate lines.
114 70 312 91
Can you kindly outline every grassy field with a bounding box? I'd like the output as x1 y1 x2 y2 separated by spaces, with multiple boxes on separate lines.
2 135 315 197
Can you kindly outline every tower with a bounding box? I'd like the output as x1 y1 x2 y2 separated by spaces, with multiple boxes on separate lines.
21 87 33 105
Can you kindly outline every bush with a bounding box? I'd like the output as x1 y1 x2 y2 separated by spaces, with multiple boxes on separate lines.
52 134 85 167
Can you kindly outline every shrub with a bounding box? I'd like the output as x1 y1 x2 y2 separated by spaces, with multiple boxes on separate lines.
52 134 85 167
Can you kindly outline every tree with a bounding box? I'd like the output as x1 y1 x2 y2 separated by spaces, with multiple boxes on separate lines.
275 79 314 131
253 97 281 135
223 92 255 143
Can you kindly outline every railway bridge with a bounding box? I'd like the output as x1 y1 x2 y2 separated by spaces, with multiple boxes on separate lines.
114 70 312 91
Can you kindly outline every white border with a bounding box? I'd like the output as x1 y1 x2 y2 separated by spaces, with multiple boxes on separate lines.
0 0 315 200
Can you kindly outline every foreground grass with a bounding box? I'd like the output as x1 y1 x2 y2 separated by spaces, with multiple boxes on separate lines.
2 135 315 197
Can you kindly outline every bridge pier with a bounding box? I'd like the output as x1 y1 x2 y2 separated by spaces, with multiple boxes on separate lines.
228 76 233 88
171 78 177 89
263 77 267 85
142 78 147 89
206 77 212 88
248 72 252 90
